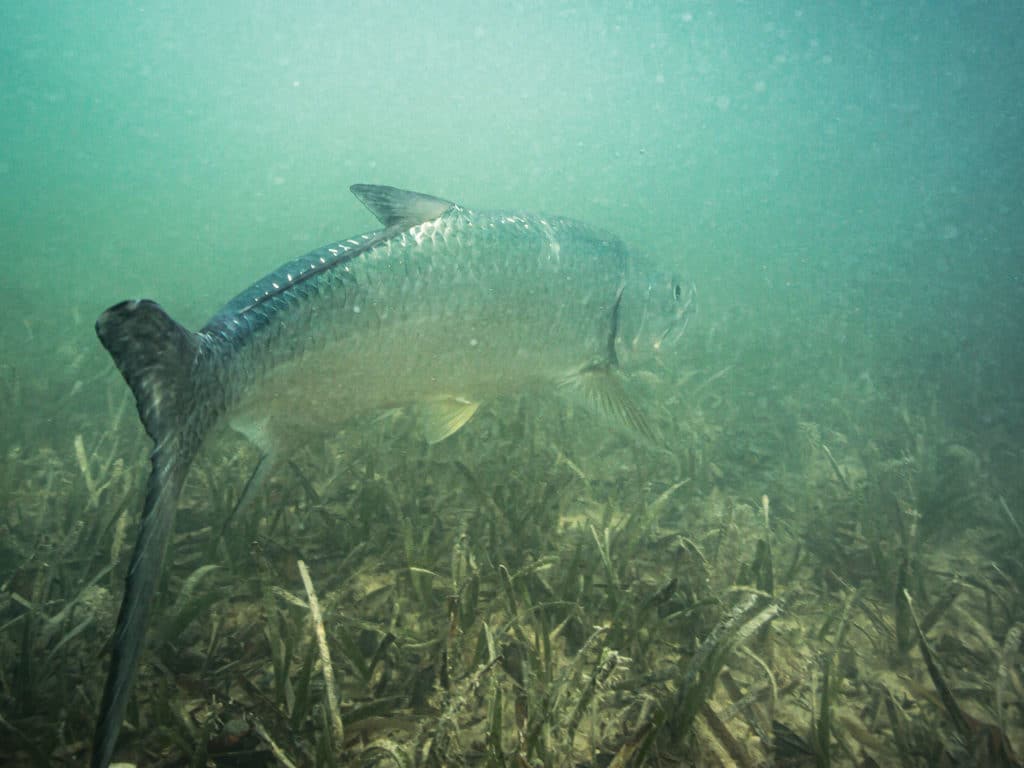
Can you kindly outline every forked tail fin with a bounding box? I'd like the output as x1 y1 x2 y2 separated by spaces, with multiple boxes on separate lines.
92 300 208 768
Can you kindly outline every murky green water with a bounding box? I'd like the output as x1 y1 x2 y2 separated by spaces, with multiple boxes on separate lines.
1 2 1021 765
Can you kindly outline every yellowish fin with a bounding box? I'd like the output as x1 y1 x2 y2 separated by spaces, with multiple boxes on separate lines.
419 397 481 444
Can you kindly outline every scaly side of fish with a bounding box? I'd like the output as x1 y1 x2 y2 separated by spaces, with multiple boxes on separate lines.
91 185 690 766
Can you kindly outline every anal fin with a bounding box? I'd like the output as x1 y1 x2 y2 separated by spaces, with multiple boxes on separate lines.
419 397 481 444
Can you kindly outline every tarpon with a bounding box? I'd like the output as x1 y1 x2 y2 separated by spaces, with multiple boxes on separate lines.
91 184 692 766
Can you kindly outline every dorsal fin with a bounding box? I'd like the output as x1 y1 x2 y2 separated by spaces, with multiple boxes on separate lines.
350 184 454 228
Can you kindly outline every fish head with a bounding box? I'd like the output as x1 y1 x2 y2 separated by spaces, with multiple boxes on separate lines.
618 273 696 364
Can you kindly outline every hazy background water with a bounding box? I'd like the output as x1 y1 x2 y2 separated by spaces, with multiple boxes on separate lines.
2 1 1021 476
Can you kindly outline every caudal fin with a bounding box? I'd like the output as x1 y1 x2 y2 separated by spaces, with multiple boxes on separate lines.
92 300 207 767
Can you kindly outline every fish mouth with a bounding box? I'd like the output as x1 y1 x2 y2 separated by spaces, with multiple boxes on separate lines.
654 322 686 351
650 282 697 352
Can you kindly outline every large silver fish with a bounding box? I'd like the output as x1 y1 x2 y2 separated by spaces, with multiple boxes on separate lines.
91 184 692 766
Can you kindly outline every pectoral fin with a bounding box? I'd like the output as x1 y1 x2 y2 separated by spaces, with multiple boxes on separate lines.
561 364 657 443
419 397 481 444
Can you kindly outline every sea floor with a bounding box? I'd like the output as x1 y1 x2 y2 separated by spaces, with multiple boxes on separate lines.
1 355 1021 767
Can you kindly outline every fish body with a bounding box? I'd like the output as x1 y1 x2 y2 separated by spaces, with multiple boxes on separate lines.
216 192 627 445
91 185 690 766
